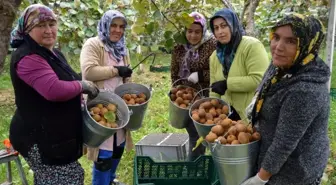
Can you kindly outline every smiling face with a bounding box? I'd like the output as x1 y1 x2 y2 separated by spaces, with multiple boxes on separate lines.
212 17 231 44
109 17 125 42
28 20 57 50
186 23 203 45
270 25 298 68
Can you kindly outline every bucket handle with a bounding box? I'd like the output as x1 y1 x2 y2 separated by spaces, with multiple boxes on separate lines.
171 78 203 96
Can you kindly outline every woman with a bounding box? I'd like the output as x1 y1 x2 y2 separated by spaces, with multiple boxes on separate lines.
9 4 98 185
170 12 217 161
80 10 132 185
209 8 269 122
242 14 329 185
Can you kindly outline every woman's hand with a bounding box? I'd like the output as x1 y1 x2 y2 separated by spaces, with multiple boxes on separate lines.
211 80 227 95
114 66 133 78
80 80 99 99
240 173 268 185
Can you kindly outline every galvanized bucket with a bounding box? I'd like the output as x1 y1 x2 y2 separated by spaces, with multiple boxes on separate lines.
82 91 131 147
209 140 260 185
114 83 152 131
168 79 202 129
189 96 231 140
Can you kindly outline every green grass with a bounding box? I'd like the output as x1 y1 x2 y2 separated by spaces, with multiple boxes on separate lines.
0 52 335 184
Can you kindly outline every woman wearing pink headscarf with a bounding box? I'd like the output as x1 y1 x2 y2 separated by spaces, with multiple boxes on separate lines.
170 12 216 160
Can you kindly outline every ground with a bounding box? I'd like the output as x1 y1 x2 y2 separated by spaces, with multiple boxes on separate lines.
0 53 335 185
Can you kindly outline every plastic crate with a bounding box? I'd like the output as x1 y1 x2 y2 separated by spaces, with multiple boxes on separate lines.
133 155 220 185
135 133 189 162
330 88 336 101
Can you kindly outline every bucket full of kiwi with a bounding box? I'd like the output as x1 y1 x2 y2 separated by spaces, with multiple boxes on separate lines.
168 79 202 129
189 97 231 144
82 91 131 147
114 83 152 131
205 118 261 185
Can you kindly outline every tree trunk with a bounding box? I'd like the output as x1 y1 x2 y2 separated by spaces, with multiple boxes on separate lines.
0 0 22 75
244 0 260 37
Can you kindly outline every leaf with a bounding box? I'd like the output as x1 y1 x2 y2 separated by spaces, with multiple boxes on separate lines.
173 32 187 44
104 111 116 123
153 10 162 20
131 24 145 35
192 136 204 151
69 9 77 15
87 18 95 26
164 31 173 39
145 22 155 34
164 38 174 48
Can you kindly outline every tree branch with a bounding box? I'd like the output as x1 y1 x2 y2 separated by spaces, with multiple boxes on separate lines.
149 0 181 33
220 0 234 10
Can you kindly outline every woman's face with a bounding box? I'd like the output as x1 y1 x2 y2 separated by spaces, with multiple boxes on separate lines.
270 25 298 68
109 17 125 42
213 17 231 44
29 20 57 50
186 23 203 45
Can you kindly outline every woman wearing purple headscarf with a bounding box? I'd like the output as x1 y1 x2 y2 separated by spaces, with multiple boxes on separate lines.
170 12 217 161
80 10 132 185
9 4 99 185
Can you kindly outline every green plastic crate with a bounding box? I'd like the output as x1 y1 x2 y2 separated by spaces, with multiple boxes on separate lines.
331 88 336 101
133 155 220 185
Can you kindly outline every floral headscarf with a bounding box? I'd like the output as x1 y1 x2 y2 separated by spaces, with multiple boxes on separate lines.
10 4 57 48
97 10 127 62
252 14 325 124
179 12 213 78
210 8 245 78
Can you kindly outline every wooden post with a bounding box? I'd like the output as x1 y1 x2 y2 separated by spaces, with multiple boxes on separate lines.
325 0 336 92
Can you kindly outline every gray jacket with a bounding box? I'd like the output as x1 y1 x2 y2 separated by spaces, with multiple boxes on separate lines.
256 57 330 185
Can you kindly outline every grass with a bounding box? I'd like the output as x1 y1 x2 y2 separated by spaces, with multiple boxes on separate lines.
0 51 335 185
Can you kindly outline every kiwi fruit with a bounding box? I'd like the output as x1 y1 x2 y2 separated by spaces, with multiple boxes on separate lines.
107 104 117 112
205 113 213 121
96 104 104 109
135 98 141 104
231 140 240 145
205 132 218 143
246 125 253 134
110 123 118 128
131 94 137 99
222 105 229 115
218 136 227 144
216 108 222 115
175 97 184 104
227 126 237 136
91 107 100 114
226 135 237 144
235 123 247 133
251 132 261 141
176 90 184 98
98 120 107 126
123 94 131 101
202 102 212 109
246 133 252 141
191 109 198 115
238 132 249 144
209 108 217 117
206 120 215 125
192 114 200 122
171 94 177 101
211 125 225 136
214 117 221 124
183 99 190 105
139 93 146 99
198 109 206 118
210 99 219 107
219 114 227 120
100 107 108 115
199 118 206 124
93 114 101 122
220 119 232 129
186 93 193 100
179 104 187 108
171 88 178 94
128 98 136 105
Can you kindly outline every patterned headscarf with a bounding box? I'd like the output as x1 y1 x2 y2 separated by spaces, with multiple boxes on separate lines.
97 10 127 62
252 14 325 124
179 12 213 78
10 4 57 48
210 8 245 78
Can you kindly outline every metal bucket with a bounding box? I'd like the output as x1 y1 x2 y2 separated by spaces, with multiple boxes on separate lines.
82 91 131 147
114 83 152 131
209 140 260 185
189 97 231 140
168 79 202 129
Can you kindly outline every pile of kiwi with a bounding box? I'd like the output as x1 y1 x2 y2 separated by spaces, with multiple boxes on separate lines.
89 103 118 128
122 93 147 105
190 99 230 125
169 85 200 108
206 119 261 145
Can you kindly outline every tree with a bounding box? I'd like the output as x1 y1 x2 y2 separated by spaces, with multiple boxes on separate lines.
0 0 22 75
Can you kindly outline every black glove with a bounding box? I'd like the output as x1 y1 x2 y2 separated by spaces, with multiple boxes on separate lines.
80 80 99 99
211 80 227 95
114 66 133 78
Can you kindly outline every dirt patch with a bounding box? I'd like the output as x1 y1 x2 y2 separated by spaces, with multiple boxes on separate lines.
0 89 14 106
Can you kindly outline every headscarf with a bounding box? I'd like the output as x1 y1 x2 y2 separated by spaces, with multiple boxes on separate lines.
10 4 57 48
252 14 325 124
209 8 245 78
179 12 213 78
97 10 127 62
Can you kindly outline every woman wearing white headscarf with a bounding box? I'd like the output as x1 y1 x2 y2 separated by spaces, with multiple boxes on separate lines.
80 10 132 185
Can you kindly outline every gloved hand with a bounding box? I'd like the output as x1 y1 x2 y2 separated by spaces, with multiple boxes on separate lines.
80 80 99 99
114 66 133 78
211 80 227 95
246 94 258 122
240 174 268 185
187 72 199 84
